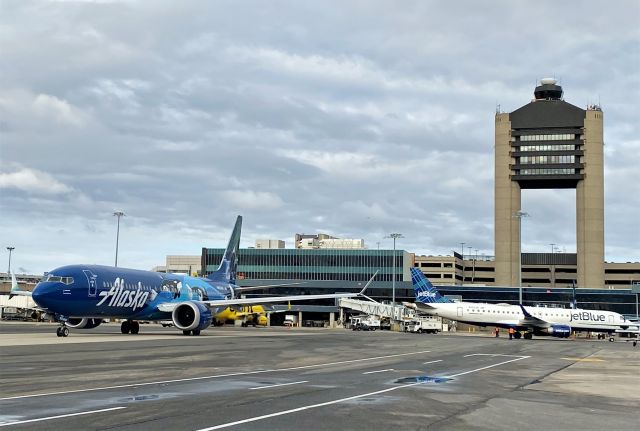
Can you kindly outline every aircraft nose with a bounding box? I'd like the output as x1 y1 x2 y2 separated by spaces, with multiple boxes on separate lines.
32 282 54 307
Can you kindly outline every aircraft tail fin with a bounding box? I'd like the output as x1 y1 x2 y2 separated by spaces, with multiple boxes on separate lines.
208 216 242 284
410 267 452 304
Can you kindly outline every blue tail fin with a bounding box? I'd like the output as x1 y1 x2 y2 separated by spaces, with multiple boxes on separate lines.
410 267 452 304
208 216 242 284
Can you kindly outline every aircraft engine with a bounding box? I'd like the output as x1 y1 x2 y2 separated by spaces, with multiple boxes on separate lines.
545 324 572 338
172 301 212 332
66 318 103 329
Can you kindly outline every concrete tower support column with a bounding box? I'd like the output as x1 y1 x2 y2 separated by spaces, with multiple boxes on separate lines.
494 113 521 286
577 110 605 287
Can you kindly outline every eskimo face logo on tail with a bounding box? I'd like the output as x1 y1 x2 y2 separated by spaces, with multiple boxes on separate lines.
96 278 149 311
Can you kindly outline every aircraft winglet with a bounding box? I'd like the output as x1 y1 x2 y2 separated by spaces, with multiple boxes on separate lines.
359 270 379 295
9 273 32 299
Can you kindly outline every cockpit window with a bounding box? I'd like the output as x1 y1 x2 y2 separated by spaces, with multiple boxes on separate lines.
44 275 73 284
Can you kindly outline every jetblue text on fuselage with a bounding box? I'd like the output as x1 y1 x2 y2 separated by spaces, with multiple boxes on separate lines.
570 311 605 322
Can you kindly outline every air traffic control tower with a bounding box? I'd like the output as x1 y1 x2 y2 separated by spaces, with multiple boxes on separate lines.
495 78 604 288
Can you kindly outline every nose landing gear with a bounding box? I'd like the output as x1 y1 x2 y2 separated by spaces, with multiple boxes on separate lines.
56 325 69 337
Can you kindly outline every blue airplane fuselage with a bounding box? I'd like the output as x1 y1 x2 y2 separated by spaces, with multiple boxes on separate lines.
32 264 231 320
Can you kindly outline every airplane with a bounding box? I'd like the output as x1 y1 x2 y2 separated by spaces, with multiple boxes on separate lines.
409 267 631 340
11 216 368 337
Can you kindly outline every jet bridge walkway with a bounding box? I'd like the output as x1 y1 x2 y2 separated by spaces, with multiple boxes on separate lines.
338 297 413 320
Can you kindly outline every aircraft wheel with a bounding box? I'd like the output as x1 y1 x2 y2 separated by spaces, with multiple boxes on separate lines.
183 330 192 336
609 337 615 342
120 321 131 334
514 332 522 339
56 327 63 337
130 321 140 335
524 332 533 340
61 327 69 337
192 329 201 336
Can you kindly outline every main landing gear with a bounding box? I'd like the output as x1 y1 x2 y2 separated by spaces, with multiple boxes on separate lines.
182 329 201 336
56 325 69 337
120 320 140 334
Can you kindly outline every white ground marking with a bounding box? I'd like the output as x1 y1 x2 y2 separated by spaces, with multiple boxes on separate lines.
362 369 394 375
463 353 528 358
0 350 431 401
195 382 424 430
195 355 531 430
445 356 530 378
422 359 443 365
249 381 308 390
0 407 125 427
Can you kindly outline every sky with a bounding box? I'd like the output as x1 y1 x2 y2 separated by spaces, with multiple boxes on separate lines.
1 0 639 274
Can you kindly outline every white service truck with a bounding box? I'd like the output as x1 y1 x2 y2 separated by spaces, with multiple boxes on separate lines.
351 315 381 331
405 316 441 334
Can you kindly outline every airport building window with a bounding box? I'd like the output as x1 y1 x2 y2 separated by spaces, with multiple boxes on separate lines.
520 134 575 141
517 168 576 175
519 155 575 164
518 144 576 151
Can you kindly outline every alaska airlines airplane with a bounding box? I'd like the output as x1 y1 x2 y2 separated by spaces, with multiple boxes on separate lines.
410 267 630 340
11 216 366 337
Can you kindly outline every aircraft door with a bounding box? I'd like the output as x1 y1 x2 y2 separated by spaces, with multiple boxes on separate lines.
83 270 98 297
457 307 463 317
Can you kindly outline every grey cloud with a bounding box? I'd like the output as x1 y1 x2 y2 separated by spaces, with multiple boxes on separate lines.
1 0 638 273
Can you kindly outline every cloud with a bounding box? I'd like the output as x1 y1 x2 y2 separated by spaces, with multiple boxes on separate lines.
221 190 284 210
33 94 85 126
0 167 73 194
0 0 637 273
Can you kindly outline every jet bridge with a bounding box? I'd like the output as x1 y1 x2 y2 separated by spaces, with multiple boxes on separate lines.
338 297 414 321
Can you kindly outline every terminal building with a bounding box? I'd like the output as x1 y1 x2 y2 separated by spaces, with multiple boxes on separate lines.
199 248 640 316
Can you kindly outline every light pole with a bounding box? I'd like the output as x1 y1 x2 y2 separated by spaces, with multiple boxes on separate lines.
550 243 556 288
385 233 404 320
460 242 465 286
513 211 529 304
113 211 125 267
6 246 15 273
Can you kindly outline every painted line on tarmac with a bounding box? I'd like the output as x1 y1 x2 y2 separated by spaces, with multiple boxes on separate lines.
0 407 126 427
362 369 394 375
0 350 431 401
249 381 308 390
423 359 443 365
464 353 529 358
445 356 530 378
195 356 532 430
195 382 425 430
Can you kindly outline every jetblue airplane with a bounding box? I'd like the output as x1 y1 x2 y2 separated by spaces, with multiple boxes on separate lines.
410 267 630 340
11 216 366 337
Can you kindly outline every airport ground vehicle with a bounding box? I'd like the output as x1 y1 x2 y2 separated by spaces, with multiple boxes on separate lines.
284 314 299 327
351 315 381 331
405 316 441 334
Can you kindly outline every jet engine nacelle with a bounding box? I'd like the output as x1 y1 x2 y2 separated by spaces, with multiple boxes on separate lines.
172 301 212 332
66 318 103 329
543 324 571 338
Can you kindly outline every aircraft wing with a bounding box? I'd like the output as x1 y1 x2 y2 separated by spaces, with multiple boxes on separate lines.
157 292 362 313
517 304 551 328
233 281 308 293
9 273 33 299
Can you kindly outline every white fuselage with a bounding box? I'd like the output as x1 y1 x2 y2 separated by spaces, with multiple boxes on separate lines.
420 302 627 332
